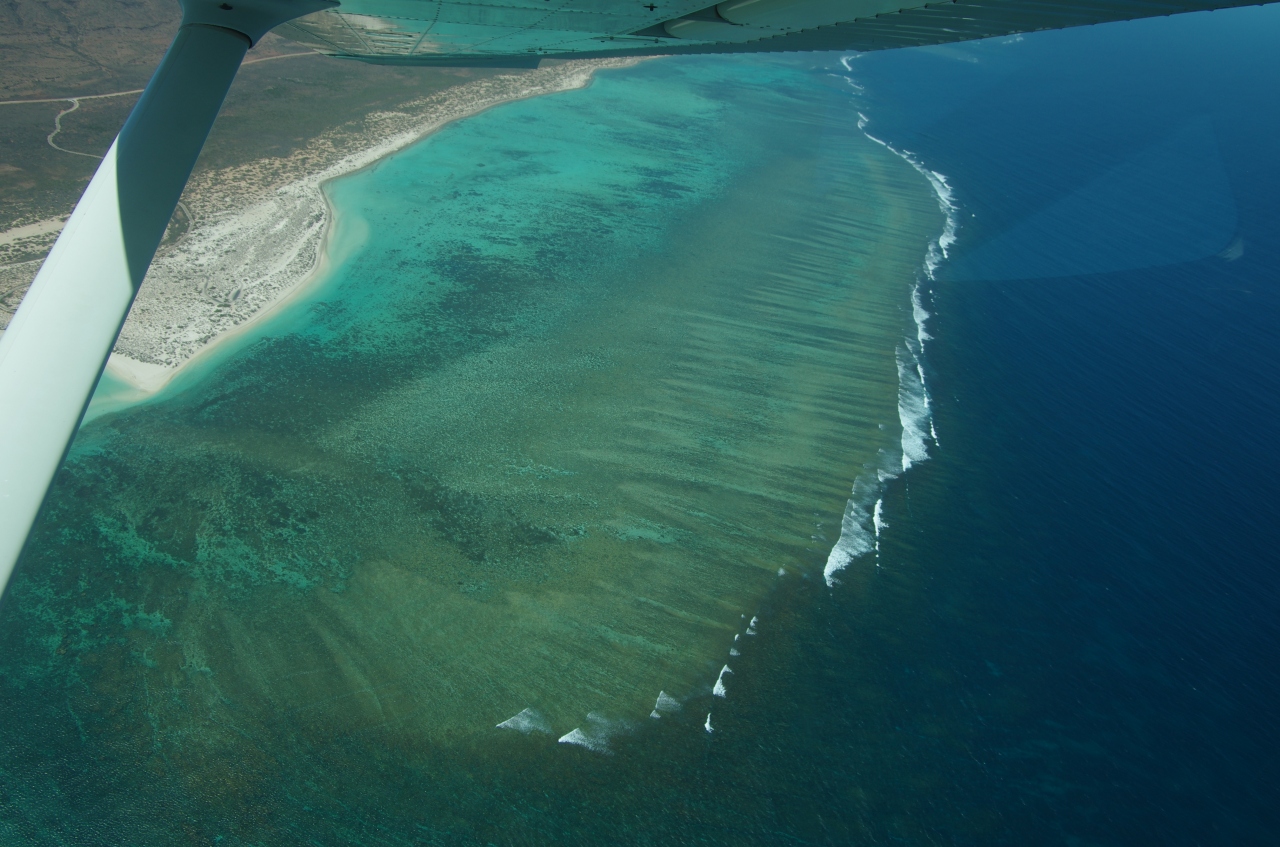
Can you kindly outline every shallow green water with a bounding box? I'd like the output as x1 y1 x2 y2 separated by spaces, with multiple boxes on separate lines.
2 57 940 842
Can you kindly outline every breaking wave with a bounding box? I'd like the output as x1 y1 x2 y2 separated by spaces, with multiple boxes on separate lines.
713 664 733 698
898 338 932 472
496 707 553 735
824 453 906 585
558 712 627 754
855 112 959 282
824 73 953 587
650 690 682 719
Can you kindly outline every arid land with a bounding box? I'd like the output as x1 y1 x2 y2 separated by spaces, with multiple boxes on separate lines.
0 0 630 387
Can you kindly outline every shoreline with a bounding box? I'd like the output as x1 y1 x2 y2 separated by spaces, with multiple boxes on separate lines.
97 58 639 399
102 185 349 397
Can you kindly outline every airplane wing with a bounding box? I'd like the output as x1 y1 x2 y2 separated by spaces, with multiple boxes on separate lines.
274 0 1269 66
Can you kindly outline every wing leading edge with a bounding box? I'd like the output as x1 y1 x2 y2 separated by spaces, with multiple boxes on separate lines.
275 0 1272 65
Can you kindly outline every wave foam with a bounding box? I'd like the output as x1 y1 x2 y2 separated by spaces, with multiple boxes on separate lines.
713 665 733 698
824 463 892 585
496 707 552 735
855 113 959 281
558 712 624 754
654 690 682 714
898 341 932 472
873 497 886 559
821 97 953 587
912 284 932 344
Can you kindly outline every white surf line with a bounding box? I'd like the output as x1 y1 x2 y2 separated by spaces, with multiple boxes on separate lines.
713 665 732 698
557 712 623 754
821 67 952 587
856 113 958 279
650 690 681 719
496 707 553 735
873 496 885 563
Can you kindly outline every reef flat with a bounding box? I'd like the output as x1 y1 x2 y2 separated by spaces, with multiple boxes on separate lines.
2 55 944 841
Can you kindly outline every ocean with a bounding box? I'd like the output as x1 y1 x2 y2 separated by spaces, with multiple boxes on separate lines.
2 6 1278 844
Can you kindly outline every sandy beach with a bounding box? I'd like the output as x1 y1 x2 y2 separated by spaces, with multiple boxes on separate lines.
1 57 638 397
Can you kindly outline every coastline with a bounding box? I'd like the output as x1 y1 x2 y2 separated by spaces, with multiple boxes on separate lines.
93 57 639 400
100 183 349 400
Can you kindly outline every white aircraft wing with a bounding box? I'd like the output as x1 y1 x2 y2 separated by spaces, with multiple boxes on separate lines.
276 0 1269 65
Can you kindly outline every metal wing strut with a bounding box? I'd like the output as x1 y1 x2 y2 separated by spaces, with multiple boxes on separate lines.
0 0 334 596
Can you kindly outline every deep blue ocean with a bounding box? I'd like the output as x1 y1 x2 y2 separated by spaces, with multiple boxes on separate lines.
3 6 1279 845
837 8 1280 842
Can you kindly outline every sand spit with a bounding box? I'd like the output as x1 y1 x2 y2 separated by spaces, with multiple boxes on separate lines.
2 58 638 392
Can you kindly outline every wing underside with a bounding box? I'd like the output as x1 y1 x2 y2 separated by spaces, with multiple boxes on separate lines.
274 0 1267 65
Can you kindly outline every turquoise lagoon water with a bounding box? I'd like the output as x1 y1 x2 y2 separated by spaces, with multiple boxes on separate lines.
1 56 943 842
